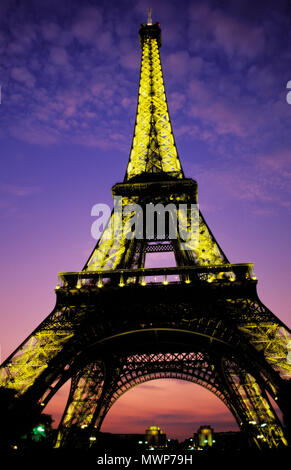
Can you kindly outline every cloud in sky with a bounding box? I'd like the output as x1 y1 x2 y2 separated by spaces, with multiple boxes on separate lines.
187 146 291 215
1 183 41 197
0 4 139 149
0 0 290 162
189 3 265 59
10 66 36 88
71 6 103 42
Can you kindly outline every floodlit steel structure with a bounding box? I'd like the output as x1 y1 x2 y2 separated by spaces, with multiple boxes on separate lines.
0 18 290 450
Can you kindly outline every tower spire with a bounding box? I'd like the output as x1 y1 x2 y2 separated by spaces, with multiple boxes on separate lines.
125 21 183 181
147 8 152 25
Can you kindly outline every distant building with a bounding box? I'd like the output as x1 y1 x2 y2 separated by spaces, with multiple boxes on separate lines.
190 428 249 451
145 426 167 449
197 425 213 447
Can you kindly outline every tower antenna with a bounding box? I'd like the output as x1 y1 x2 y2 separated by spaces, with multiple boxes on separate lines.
147 8 152 25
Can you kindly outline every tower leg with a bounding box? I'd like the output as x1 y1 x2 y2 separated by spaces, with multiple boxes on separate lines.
221 359 288 448
55 361 105 448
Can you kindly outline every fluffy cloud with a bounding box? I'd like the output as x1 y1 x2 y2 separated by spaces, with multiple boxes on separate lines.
72 7 102 42
10 66 36 88
50 47 69 66
189 3 265 58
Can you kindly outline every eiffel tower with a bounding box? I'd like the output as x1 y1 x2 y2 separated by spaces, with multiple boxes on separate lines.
1 13 291 450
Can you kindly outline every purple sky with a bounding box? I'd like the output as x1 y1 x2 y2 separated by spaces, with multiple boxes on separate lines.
0 0 291 440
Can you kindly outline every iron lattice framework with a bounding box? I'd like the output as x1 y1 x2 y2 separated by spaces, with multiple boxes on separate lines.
126 24 183 180
0 18 291 451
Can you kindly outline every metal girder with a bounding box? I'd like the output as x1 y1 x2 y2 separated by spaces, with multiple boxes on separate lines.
55 362 105 448
0 307 75 395
222 359 288 448
238 322 291 379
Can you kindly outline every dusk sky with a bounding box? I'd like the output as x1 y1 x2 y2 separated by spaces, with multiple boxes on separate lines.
0 0 291 441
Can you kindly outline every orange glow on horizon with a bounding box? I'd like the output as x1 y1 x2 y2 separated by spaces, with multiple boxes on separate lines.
45 378 238 442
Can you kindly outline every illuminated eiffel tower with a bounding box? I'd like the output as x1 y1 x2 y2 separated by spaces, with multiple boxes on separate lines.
0 13 290 450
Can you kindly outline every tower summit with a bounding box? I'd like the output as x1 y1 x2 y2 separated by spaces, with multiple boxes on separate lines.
126 12 183 180
147 8 152 26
